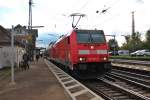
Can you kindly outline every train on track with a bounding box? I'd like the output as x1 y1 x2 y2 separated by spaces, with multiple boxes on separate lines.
47 29 111 78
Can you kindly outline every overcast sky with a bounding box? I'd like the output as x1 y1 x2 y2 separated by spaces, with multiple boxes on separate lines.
0 0 149 47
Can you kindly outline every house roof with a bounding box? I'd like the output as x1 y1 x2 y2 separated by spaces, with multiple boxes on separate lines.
0 25 11 44
0 25 25 47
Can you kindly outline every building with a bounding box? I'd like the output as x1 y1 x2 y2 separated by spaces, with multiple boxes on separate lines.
7 24 38 61
27 28 38 60
0 25 25 69
0 24 38 69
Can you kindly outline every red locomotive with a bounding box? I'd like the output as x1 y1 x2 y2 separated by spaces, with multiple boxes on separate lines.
48 29 111 78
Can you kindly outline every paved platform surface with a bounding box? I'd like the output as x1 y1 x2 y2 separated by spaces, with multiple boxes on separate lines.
111 59 150 71
0 58 69 100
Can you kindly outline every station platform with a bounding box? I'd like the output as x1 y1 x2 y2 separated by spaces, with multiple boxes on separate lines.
111 59 150 72
0 58 69 100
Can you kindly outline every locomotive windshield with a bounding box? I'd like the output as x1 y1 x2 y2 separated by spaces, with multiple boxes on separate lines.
76 30 105 43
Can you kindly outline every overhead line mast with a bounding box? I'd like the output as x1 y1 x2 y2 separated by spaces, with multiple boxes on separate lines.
132 11 135 34
28 0 33 30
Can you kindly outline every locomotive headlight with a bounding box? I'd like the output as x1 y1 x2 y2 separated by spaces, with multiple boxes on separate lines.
79 57 86 61
103 57 107 60
79 58 83 61
90 46 94 49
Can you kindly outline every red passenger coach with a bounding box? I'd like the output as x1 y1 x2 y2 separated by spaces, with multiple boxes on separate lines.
48 29 111 78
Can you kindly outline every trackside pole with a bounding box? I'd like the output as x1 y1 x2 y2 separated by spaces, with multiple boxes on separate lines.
10 25 15 84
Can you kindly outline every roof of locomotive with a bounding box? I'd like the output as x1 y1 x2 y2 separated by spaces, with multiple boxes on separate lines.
51 28 105 46
65 28 104 36
73 29 104 33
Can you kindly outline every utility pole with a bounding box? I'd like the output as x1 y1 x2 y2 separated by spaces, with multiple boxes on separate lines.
132 11 135 35
28 0 33 30
105 35 116 55
10 26 15 84
28 0 33 60
132 11 135 51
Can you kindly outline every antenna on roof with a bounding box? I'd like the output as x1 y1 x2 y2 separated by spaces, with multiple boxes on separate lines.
70 13 86 29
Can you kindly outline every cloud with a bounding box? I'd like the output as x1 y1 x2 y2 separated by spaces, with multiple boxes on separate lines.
0 0 150 47
0 0 28 27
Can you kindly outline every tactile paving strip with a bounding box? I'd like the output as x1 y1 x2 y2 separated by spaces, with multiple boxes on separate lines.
45 60 104 100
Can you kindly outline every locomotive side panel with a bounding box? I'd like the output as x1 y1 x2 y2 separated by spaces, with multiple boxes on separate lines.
50 36 73 69
69 31 78 66
60 37 71 67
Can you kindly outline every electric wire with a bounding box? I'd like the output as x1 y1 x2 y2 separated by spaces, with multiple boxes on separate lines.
78 0 92 12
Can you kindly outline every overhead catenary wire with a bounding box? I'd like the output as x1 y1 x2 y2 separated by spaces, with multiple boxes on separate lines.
90 0 122 29
78 0 92 12
94 0 146 29
63 0 121 29
92 13 121 28
96 0 121 14
59 0 91 29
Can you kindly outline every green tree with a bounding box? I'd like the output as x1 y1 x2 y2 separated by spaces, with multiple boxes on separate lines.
131 32 142 51
120 32 143 51
146 29 150 42
124 35 130 44
144 29 150 49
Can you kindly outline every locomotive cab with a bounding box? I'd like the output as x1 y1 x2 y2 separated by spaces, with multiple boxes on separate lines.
69 29 111 77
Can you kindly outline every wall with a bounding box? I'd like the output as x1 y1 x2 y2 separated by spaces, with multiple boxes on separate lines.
0 46 25 69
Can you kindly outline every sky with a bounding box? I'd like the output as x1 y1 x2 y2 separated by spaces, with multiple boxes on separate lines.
0 0 150 47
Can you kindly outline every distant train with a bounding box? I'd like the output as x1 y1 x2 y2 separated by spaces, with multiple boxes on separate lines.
47 29 111 78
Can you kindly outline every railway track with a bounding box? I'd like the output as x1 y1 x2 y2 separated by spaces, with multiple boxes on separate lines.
111 69 150 84
83 68 150 100
105 73 150 97
85 78 150 100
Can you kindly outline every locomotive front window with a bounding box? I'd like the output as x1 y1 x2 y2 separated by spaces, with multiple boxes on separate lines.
91 32 105 43
76 30 105 43
77 32 90 43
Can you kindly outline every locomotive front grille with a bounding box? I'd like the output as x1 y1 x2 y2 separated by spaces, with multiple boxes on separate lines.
78 50 107 55
78 50 89 54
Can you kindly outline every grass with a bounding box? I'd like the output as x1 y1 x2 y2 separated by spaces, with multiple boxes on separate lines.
0 67 11 80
